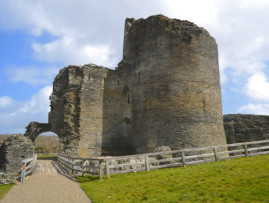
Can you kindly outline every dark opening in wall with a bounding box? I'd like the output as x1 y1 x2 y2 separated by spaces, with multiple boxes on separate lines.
118 79 120 85
88 75 91 81
128 93 130 104
104 77 106 83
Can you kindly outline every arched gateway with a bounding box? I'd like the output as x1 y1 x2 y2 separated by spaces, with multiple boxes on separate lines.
34 131 60 154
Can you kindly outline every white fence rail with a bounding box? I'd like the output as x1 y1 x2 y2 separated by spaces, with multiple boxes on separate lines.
57 140 269 179
57 153 103 177
19 154 37 177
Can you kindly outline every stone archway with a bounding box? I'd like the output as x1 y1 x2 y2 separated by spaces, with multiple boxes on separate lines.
34 131 60 154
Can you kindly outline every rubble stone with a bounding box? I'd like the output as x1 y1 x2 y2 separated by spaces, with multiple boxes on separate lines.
153 146 172 159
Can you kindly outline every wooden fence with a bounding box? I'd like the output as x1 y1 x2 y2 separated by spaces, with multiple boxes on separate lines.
37 153 58 156
19 154 37 177
57 153 103 176
57 139 269 179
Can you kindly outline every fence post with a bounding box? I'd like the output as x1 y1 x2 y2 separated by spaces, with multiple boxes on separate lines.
31 154 37 172
214 147 219 161
106 159 110 178
82 160 85 176
244 144 249 157
182 151 186 167
71 158 74 174
145 156 150 171
99 160 103 180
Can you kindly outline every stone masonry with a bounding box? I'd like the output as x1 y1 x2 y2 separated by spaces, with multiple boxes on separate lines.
24 122 51 142
224 114 269 144
26 15 227 157
0 135 34 174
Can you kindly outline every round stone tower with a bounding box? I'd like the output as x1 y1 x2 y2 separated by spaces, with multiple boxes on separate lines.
122 15 226 153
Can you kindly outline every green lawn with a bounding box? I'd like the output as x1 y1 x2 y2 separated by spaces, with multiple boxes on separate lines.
0 184 14 200
37 155 58 160
77 155 269 203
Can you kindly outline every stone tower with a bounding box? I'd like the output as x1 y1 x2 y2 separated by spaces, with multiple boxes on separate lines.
122 15 226 153
46 15 227 157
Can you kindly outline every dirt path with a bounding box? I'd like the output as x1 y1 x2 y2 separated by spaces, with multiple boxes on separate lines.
1 160 91 203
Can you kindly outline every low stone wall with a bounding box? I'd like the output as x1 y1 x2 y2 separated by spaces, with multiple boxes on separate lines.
224 114 269 144
0 172 16 184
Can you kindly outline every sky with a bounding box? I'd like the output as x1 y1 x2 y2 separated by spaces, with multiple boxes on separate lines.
1 0 269 134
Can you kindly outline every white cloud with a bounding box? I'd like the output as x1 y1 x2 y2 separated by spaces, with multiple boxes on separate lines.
0 86 52 134
32 37 117 67
1 0 269 73
207 0 269 83
0 0 74 36
162 0 219 25
238 103 269 115
5 65 59 85
244 73 269 102
0 0 168 68
0 96 13 108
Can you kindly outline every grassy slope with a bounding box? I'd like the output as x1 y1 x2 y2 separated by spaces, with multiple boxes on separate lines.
78 155 269 203
0 184 14 200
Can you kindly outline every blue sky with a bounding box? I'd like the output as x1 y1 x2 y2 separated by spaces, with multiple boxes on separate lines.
1 0 269 134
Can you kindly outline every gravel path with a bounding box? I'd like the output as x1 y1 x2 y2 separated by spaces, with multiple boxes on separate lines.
1 160 91 203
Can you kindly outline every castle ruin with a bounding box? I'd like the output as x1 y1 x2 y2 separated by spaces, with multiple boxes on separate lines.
25 15 227 157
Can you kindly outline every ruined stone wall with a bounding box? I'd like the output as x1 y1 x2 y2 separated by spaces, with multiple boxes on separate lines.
49 68 68 139
47 14 227 157
49 64 133 157
0 135 34 174
50 66 81 154
78 65 108 157
122 15 226 153
224 114 269 144
102 64 133 156
24 122 51 142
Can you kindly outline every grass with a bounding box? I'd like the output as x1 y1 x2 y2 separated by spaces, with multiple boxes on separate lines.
77 155 269 203
0 184 14 200
37 155 58 160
